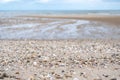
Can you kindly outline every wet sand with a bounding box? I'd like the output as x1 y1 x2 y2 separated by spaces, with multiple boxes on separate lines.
0 15 120 39
23 14 120 25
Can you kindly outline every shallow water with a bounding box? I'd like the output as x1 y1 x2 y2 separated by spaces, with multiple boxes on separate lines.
0 17 120 39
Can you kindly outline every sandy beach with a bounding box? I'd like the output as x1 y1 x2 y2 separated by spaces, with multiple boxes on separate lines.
0 40 120 80
0 14 120 80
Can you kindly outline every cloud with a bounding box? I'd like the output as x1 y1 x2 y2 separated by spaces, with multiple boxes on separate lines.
36 0 50 3
0 0 18 3
0 0 120 10
64 0 120 3
64 0 102 3
1 0 119 4
104 0 120 2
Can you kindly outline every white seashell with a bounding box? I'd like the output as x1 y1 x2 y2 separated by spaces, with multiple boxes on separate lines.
53 54 57 57
73 78 79 80
33 62 37 66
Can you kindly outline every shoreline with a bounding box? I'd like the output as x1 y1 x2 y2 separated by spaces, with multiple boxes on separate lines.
0 14 120 40
0 39 120 41
20 14 120 25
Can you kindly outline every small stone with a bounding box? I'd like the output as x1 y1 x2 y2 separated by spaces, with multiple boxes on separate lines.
27 60 30 63
15 72 19 74
110 78 117 80
47 74 51 77
10 75 16 78
103 74 109 77
28 76 35 80
79 65 82 68
73 78 79 80
73 72 76 74
53 54 57 57
80 73 84 76
94 79 102 80
33 62 37 66
0 73 9 79
55 74 63 79
38 55 41 58
51 72 55 75
5 68 9 71
42 56 49 62
104 66 108 68
61 70 65 73
65 74 72 78
59 63 66 67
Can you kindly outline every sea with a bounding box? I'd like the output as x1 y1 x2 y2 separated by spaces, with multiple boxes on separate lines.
0 10 120 17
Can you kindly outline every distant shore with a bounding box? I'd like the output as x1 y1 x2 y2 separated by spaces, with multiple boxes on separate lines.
21 14 120 25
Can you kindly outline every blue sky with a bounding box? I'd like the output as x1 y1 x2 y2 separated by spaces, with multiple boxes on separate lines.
0 0 120 10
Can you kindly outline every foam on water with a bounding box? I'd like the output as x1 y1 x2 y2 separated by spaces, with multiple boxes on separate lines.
0 23 40 29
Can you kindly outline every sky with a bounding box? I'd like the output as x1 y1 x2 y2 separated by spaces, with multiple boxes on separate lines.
0 0 120 10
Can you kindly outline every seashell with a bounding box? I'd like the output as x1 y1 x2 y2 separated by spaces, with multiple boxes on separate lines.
28 76 35 80
33 62 37 66
73 78 79 80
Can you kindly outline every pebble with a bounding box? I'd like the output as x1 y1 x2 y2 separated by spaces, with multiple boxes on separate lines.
46 74 53 78
80 73 84 76
53 54 57 57
33 62 37 66
65 74 72 78
61 70 65 73
55 74 63 79
110 78 117 80
0 73 9 79
15 72 19 74
28 76 35 80
73 72 76 75
0 40 119 80
94 79 102 80
73 78 79 80
103 74 109 77
42 56 49 62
